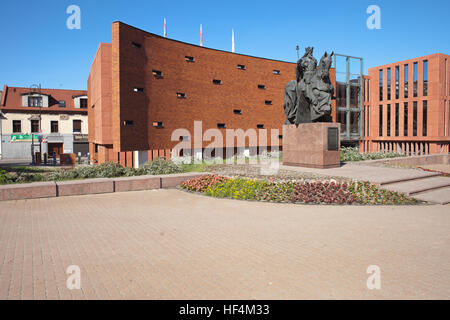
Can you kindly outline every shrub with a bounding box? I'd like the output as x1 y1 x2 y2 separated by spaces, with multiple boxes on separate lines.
74 162 128 178
341 147 405 162
181 174 229 192
14 172 45 183
74 165 100 179
0 169 13 184
139 158 183 175
47 169 79 181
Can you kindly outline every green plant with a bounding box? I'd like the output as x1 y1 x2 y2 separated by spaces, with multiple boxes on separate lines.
0 169 13 184
181 175 419 205
14 172 45 183
47 169 79 181
205 178 267 200
340 147 405 162
139 158 183 175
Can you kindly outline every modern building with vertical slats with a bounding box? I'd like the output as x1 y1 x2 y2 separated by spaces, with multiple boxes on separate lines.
362 53 450 155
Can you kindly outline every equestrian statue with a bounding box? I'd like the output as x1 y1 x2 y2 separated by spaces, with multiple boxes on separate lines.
283 47 334 125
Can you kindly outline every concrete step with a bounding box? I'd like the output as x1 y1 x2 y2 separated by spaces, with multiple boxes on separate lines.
382 176 450 196
411 187 450 205
378 171 441 185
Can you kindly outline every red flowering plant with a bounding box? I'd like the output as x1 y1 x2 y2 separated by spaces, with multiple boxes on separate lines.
180 174 229 193
291 181 357 204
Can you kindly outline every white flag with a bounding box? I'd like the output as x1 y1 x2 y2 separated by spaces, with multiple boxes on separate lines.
232 29 235 53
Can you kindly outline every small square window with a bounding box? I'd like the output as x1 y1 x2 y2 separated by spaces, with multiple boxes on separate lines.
153 121 164 128
123 120 134 126
80 98 87 108
12 120 21 133
31 120 39 133
176 92 186 99
59 100 66 107
278 135 283 139
73 120 82 133
212 79 222 85
237 64 246 70
51 121 59 133
233 109 242 114
152 70 163 78
258 84 266 90
134 87 144 92
132 42 142 48
273 70 281 75
257 124 265 129
265 100 273 105
185 56 195 62
217 123 226 128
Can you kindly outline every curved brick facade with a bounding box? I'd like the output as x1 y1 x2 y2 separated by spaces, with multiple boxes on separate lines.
88 21 336 166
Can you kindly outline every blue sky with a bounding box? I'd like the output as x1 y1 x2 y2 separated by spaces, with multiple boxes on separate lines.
0 0 448 90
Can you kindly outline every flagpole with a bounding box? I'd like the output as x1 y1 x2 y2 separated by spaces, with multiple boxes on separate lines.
232 29 235 53
200 24 203 46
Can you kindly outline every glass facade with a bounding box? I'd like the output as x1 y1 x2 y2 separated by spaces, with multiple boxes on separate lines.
423 100 427 136
395 66 399 99
387 68 391 100
423 60 428 96
333 54 363 142
404 64 408 98
395 103 399 136
413 101 417 136
379 69 383 101
413 62 418 97
379 105 383 136
387 104 391 136
404 102 408 136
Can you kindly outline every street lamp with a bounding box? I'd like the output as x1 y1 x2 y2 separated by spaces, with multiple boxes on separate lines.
30 84 42 165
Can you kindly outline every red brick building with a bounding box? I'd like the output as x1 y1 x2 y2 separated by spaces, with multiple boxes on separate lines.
361 53 450 155
88 22 337 166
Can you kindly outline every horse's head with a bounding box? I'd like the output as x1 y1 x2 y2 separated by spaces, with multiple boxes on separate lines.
318 51 334 78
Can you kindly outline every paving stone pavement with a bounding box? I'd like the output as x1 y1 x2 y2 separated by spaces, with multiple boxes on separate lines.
0 189 449 300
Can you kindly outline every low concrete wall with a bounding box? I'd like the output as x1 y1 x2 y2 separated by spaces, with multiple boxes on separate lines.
361 154 449 167
0 173 204 201
57 178 114 197
113 175 160 192
0 181 57 201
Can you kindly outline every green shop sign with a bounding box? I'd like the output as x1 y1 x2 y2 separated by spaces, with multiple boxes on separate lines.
10 134 39 142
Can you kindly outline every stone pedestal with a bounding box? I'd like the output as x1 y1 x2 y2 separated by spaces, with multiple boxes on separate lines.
282 123 340 169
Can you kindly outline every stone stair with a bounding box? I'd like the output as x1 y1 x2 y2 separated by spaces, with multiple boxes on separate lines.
380 175 450 205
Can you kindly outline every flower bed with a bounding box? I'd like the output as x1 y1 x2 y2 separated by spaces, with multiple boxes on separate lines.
180 174 419 205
